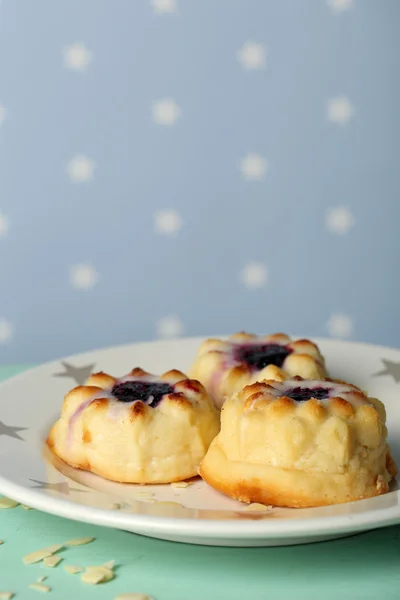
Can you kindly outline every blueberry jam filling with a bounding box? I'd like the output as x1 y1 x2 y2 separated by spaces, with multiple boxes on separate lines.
111 381 174 408
284 386 331 402
233 343 292 371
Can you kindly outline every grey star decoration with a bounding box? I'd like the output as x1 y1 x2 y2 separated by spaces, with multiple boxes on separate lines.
53 361 95 386
29 479 86 495
0 420 27 441
374 359 400 384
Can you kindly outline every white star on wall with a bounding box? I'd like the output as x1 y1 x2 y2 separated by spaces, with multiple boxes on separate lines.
69 263 99 290
152 98 181 126
0 319 14 344
154 209 183 236
156 315 184 339
327 0 354 14
327 96 354 125
63 42 93 71
326 313 354 338
239 153 268 181
326 206 355 235
151 0 177 14
237 41 267 70
0 213 8 239
240 263 268 289
66 155 95 183
0 105 6 125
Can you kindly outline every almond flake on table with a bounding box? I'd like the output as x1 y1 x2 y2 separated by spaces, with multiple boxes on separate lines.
0 593 14 600
37 576 47 583
0 497 19 509
246 503 273 511
21 504 33 510
23 544 63 565
81 565 114 584
28 583 51 593
170 481 189 488
64 536 94 546
43 555 62 568
64 565 83 575
0 540 3 544
103 560 116 569
114 595 154 600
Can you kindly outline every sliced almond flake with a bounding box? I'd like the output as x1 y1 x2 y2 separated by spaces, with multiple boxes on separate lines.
154 501 182 508
23 544 63 565
102 560 115 569
0 540 3 544
21 505 33 510
64 536 94 547
114 594 154 600
81 565 114 585
134 492 153 498
170 481 189 488
37 576 47 583
246 503 273 511
64 565 83 575
81 570 104 585
0 498 19 509
28 583 51 593
0 593 14 600
43 555 62 568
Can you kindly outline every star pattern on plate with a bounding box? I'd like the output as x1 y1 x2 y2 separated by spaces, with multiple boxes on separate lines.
53 361 95 385
0 420 27 441
373 359 400 384
29 479 86 495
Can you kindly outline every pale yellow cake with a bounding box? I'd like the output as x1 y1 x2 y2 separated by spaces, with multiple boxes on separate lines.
189 332 326 408
200 377 397 507
48 368 220 484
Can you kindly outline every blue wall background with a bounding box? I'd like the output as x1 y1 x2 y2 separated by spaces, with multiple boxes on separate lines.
0 0 399 364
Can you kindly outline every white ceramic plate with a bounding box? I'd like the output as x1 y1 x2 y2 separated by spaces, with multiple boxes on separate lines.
0 337 399 547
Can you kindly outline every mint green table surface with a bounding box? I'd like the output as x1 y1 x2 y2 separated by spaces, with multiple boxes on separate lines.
1 366 400 600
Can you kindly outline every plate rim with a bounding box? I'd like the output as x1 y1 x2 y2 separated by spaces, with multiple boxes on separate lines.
1 335 400 541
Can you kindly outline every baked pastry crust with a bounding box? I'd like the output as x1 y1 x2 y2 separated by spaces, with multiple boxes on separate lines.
200 377 397 507
48 368 220 484
189 332 326 409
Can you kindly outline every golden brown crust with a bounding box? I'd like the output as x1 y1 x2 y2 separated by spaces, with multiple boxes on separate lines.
189 332 327 409
47 368 220 484
200 443 392 508
199 376 397 507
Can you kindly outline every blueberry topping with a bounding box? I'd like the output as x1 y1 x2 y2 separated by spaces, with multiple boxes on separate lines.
283 386 331 402
233 343 292 371
111 381 174 408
